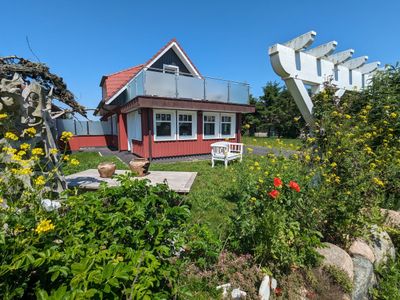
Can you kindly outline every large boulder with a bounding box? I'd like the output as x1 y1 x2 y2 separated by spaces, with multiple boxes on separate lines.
381 208 400 229
348 239 375 263
351 255 374 300
369 226 395 266
317 242 354 281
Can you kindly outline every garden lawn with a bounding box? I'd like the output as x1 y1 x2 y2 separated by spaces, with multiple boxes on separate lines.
150 160 238 238
242 135 301 150
64 151 128 175
66 152 237 238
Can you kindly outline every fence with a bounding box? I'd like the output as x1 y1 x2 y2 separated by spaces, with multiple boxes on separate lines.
56 117 117 137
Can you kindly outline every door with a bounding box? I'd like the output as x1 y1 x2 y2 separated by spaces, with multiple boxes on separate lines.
126 110 142 151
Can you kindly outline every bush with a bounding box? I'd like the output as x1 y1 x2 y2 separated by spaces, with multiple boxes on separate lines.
306 65 400 245
0 175 190 299
228 154 323 274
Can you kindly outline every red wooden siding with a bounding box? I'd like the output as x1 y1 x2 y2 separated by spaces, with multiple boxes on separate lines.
130 110 242 159
118 113 129 151
68 135 118 151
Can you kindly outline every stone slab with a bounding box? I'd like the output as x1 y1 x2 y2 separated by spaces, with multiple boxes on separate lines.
65 169 197 194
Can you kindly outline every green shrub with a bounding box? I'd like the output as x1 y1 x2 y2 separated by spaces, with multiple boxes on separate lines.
372 257 400 300
304 65 400 246
228 154 323 274
0 175 190 299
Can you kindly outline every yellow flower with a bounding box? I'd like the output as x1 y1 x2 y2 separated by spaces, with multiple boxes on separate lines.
63 155 70 161
50 148 59 155
344 114 352 119
390 112 397 119
17 150 26 157
23 127 37 137
32 148 44 156
330 162 337 168
258 178 264 184
34 176 46 186
305 155 311 162
5 132 18 141
243 124 250 130
11 154 22 161
254 161 259 167
20 143 31 150
35 219 55 234
372 177 384 187
70 158 80 166
60 131 73 142
0 197 3 204
247 147 253 153
2 147 17 154
0 113 8 119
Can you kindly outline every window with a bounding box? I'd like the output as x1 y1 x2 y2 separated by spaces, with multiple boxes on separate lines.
163 64 179 75
203 112 236 139
178 111 196 140
203 113 219 138
154 110 176 141
221 116 232 136
221 113 235 138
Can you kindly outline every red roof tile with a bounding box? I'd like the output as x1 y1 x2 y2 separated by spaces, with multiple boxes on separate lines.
102 64 144 101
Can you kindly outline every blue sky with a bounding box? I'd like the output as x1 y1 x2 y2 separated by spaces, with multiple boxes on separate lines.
2 0 399 119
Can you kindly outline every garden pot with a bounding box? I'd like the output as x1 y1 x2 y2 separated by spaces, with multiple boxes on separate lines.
129 158 150 177
97 162 116 178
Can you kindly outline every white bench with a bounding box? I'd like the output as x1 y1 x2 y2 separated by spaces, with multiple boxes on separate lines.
211 142 243 168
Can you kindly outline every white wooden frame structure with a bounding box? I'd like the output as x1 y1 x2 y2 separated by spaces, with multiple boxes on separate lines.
269 31 380 125
211 142 243 168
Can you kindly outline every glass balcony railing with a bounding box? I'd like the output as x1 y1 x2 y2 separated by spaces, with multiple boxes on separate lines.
127 68 250 105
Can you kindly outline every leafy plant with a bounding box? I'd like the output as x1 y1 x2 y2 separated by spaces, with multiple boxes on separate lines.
0 175 190 299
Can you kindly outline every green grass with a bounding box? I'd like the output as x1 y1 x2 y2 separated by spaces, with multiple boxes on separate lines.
64 152 128 175
242 135 302 150
150 160 238 238
66 152 239 238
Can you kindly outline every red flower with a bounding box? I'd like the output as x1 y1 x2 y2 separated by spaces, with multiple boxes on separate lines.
273 177 283 187
269 189 280 198
274 287 283 296
289 181 300 192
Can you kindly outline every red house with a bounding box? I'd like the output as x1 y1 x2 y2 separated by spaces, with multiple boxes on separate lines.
94 39 255 159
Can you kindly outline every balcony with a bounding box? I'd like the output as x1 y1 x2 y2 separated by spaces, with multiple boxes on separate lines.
126 68 250 105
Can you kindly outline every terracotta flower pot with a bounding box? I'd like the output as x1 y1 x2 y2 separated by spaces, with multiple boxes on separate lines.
97 162 116 178
129 158 150 177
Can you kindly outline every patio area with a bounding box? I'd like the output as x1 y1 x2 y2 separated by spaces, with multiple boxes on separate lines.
65 169 197 194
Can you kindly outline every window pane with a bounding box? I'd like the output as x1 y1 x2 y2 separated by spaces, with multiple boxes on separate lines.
204 115 215 122
204 123 215 135
222 116 231 122
179 122 192 136
156 114 161 120
222 123 231 135
179 115 183 121
156 122 171 136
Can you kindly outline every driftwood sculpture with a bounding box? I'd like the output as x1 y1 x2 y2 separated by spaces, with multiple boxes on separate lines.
0 56 86 193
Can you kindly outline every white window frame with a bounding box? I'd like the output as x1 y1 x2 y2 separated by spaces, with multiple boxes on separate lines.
177 110 197 140
163 64 179 75
220 113 236 138
153 109 176 141
203 112 220 140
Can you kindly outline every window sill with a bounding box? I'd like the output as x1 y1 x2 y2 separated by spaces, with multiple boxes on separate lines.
177 137 197 141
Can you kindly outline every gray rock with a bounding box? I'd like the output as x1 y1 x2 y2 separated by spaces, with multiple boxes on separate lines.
349 239 375 263
381 208 400 229
41 199 61 211
317 242 354 280
231 288 247 299
352 255 374 300
369 226 395 266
